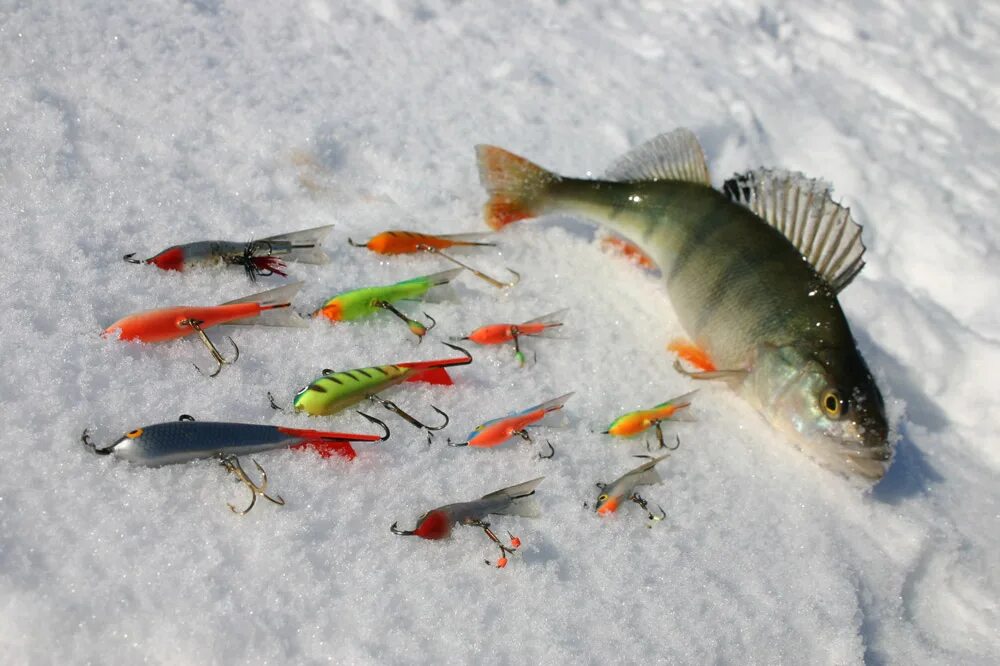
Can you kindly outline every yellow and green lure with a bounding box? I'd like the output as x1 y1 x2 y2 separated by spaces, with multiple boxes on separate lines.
312 268 462 339
604 390 695 449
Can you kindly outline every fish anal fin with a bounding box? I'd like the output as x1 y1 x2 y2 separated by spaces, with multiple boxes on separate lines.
722 169 866 292
604 129 711 185
600 235 658 271
404 367 454 386
668 340 717 372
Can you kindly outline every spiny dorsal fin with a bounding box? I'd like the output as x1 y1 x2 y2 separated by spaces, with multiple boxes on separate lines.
605 129 711 186
722 169 866 292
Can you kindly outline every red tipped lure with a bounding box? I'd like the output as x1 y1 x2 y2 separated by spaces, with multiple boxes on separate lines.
348 229 518 289
459 308 567 366
391 476 543 568
82 414 389 514
291 343 473 431
604 390 695 450
449 392 572 457
125 224 334 281
594 453 671 525
103 282 306 376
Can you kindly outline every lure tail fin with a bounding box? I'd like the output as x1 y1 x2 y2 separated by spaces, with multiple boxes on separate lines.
397 344 474 386
652 389 698 412
259 224 335 264
437 232 496 247
398 267 464 303
476 145 558 230
520 392 574 417
281 425 386 460
223 282 308 327
482 476 545 518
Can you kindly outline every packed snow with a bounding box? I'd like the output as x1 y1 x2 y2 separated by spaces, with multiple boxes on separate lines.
2 1 998 663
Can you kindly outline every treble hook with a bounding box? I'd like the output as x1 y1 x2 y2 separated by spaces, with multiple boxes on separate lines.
647 430 681 452
122 253 142 264
470 519 520 567
417 245 520 289
355 410 392 441
390 521 417 535
630 492 665 525
537 440 555 460
219 454 285 515
81 429 112 455
347 238 368 248
374 300 436 342
369 393 449 431
181 318 240 377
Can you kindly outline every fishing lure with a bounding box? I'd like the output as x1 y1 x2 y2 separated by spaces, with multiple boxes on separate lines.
312 268 462 340
348 230 518 289
458 308 567 366
448 392 573 458
593 453 672 525
603 390 696 450
290 343 473 431
124 224 334 281
476 128 890 481
82 414 389 514
390 476 543 568
103 282 305 376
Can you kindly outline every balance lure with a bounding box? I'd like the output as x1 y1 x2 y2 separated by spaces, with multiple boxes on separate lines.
459 308 567 366
103 282 305 376
594 453 670 524
312 268 462 339
292 343 473 430
604 390 696 449
348 230 519 289
390 476 543 568
83 416 389 514
476 129 890 482
449 392 573 450
124 224 334 281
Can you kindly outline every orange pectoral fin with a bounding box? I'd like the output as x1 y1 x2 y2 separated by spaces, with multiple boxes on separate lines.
668 339 717 372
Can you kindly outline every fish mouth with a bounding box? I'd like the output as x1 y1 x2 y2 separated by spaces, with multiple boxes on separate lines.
842 446 892 481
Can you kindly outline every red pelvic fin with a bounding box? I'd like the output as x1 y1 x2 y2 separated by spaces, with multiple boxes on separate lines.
291 440 357 460
251 255 288 277
668 340 717 372
404 366 454 386
600 236 657 271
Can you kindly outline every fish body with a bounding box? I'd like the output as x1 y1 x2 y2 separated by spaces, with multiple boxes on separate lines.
461 392 573 447
605 390 696 438
138 225 334 278
477 130 890 480
313 268 462 321
293 346 472 417
101 420 386 466
595 454 669 515
353 230 494 255
103 282 305 343
393 476 543 540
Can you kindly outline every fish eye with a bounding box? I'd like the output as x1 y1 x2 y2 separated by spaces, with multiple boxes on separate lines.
820 389 844 419
598 494 608 502
125 428 143 439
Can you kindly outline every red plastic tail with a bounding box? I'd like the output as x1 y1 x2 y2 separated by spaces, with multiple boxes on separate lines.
291 440 357 460
277 426 384 442
403 367 454 386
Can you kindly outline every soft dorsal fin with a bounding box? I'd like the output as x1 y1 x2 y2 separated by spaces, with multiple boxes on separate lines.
605 129 711 185
722 169 866 292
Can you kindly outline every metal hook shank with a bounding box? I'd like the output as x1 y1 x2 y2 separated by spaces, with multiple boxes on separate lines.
369 394 449 431
182 318 240 377
355 411 392 441
220 455 285 515
418 245 520 289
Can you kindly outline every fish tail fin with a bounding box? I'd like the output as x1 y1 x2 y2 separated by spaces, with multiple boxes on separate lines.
482 476 545 518
521 308 569 328
403 367 454 386
476 145 558 230
223 282 308 328
258 224 335 264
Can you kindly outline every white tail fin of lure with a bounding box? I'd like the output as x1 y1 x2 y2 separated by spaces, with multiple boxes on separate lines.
482 476 545 518
259 224 335 264
223 282 308 327
412 267 464 303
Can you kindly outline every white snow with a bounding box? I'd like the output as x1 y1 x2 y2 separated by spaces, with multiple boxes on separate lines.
2 1 999 663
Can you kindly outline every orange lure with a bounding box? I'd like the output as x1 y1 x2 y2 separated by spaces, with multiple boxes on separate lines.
349 230 495 255
459 308 566 365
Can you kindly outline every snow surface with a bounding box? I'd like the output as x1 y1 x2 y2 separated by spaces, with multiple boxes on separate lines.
2 1 999 663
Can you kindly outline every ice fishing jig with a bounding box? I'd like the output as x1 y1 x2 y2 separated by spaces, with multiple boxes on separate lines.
390 476 543 568
287 342 473 432
124 224 334 281
448 392 572 458
348 230 519 289
457 308 567 366
312 268 463 341
603 390 695 451
592 452 674 526
82 413 389 514
103 282 306 377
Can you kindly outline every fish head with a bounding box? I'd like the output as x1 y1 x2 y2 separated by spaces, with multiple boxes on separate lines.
146 246 185 271
107 426 147 462
412 509 453 540
595 491 620 515
292 381 332 416
750 344 890 482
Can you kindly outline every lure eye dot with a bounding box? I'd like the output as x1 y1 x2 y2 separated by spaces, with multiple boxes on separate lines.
125 428 144 439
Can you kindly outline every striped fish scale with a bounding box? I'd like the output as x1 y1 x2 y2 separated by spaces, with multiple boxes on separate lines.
294 364 414 416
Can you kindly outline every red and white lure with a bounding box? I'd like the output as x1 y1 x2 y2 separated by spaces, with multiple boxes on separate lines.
457 308 567 366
